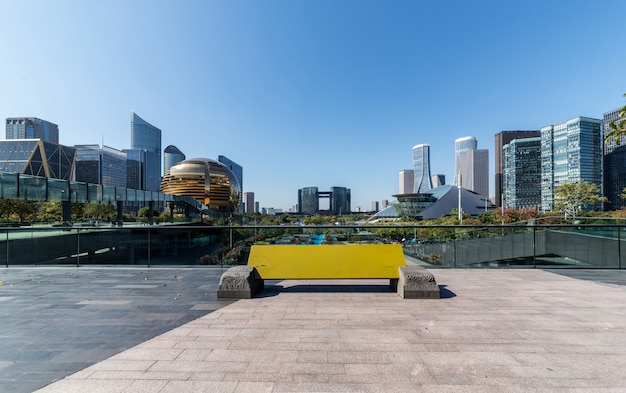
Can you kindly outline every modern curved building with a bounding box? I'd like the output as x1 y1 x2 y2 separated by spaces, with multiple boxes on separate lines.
163 145 185 174
160 158 241 213
127 112 161 192
412 144 433 193
370 185 496 221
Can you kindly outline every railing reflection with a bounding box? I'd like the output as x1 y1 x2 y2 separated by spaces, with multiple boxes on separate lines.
1 223 625 269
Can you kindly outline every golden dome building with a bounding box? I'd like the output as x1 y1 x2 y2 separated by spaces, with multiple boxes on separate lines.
160 158 241 213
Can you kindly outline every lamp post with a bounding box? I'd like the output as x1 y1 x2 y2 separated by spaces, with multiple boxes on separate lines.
457 173 462 224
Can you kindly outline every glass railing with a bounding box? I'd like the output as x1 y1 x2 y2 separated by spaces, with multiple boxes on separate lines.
1 223 625 269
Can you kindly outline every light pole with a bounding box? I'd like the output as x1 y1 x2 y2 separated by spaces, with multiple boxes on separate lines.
457 173 462 224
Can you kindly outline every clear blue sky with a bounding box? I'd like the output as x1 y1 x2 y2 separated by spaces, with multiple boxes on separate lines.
1 0 625 212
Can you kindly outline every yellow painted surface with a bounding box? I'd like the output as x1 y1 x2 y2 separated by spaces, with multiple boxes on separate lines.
247 244 406 279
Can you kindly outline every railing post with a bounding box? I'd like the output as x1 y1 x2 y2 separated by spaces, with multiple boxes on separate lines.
148 227 151 267
76 228 80 267
453 236 457 268
619 226 622 270
532 224 536 269
5 230 8 268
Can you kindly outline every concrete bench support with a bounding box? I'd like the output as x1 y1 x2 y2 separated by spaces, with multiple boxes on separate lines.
397 266 440 299
217 266 264 299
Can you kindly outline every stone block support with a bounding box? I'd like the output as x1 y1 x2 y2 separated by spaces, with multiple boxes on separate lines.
217 266 264 299
397 266 440 299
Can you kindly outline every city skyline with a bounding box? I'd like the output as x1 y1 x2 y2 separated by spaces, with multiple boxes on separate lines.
1 1 625 211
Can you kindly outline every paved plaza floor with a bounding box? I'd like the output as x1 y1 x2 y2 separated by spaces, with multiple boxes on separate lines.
3 267 626 392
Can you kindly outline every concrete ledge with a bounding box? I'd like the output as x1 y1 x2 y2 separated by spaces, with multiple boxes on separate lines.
397 266 440 299
217 266 264 299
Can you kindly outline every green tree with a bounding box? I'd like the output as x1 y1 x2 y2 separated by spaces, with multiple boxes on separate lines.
38 201 63 222
84 203 116 221
553 181 607 219
137 206 159 218
604 93 626 144
12 199 36 223
0 199 16 222
71 202 85 220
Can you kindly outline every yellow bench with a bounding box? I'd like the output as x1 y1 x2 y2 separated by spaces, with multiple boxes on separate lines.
217 243 440 299
247 244 406 280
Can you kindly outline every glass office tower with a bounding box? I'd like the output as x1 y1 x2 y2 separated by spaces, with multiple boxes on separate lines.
163 145 185 174
503 137 541 210
541 117 602 212
218 155 243 213
298 187 319 215
494 130 541 207
130 111 161 191
603 107 626 210
75 145 127 187
330 186 351 215
6 117 59 144
412 144 433 193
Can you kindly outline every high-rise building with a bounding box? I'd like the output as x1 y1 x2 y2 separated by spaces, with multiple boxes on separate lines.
502 137 541 210
74 145 127 187
218 155 243 213
163 145 185 174
244 192 255 213
381 199 389 209
0 139 75 180
399 170 414 194
129 111 161 191
371 201 380 212
494 130 541 208
541 116 602 212
454 136 477 185
6 117 59 144
431 174 445 188
603 107 626 210
298 187 319 215
298 186 350 215
330 186 351 214
457 148 489 198
412 144 433 193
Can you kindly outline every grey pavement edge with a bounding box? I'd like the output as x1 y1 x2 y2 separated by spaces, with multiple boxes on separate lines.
0 266 238 393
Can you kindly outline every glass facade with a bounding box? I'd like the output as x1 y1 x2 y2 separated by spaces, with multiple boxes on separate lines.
6 117 59 144
330 186 351 215
74 145 101 184
541 117 602 212
130 112 161 192
160 158 241 212
75 145 127 187
0 139 75 180
163 145 185 174
503 137 541 210
124 148 146 190
494 130 541 207
297 186 351 215
604 145 626 210
412 144 433 193
101 146 127 187
218 155 243 213
298 187 319 215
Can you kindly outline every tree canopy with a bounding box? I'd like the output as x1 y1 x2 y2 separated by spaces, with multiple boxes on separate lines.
553 180 607 219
